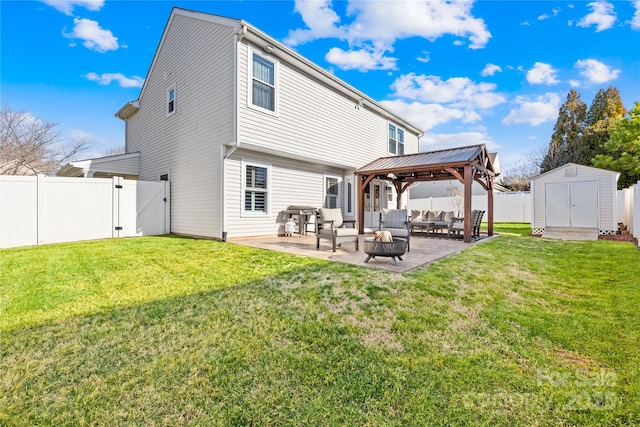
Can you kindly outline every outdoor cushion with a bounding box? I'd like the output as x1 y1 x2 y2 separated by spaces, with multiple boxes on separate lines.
332 227 359 237
442 210 456 222
425 210 442 221
318 208 343 228
410 210 423 221
383 227 409 237
380 208 408 229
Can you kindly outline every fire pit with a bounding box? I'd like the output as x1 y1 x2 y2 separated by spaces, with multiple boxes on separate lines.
362 237 407 266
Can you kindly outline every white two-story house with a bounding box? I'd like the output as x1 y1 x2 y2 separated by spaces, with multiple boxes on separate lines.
104 7 423 239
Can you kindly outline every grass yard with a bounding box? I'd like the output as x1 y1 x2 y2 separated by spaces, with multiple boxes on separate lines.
1 227 639 425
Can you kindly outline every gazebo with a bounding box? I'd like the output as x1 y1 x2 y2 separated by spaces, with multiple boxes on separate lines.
355 144 497 243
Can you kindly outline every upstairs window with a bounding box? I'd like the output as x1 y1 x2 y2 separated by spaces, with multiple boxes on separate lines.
167 84 176 116
389 123 404 155
250 50 277 113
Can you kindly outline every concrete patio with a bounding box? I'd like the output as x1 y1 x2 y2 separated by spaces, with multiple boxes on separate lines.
230 232 493 273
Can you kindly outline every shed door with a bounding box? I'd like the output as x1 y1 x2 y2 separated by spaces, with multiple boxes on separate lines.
571 181 598 227
545 181 598 228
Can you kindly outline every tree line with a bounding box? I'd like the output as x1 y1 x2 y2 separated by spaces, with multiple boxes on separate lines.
539 86 640 189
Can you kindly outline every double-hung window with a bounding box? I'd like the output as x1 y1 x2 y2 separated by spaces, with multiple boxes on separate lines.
324 175 341 209
388 123 404 155
243 161 269 215
250 50 277 113
167 84 176 116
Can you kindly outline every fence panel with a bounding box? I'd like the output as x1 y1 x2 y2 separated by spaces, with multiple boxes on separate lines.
0 176 169 249
0 176 38 248
409 192 531 223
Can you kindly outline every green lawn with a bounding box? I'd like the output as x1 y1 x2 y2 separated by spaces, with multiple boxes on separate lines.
1 228 639 425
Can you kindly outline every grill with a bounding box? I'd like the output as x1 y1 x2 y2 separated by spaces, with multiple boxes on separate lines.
285 206 317 236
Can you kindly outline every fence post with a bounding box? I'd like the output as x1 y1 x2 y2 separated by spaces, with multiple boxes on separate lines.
36 174 46 245
112 176 121 238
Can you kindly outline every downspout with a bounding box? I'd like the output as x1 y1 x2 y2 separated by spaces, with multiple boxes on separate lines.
224 24 246 161
221 24 247 241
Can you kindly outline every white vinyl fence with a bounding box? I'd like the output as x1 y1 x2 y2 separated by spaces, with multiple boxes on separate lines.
0 175 169 249
409 191 531 223
618 181 640 245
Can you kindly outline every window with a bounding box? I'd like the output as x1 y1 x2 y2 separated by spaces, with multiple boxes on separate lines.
249 50 277 113
389 123 404 155
345 176 354 216
167 84 176 116
242 161 269 215
325 176 339 209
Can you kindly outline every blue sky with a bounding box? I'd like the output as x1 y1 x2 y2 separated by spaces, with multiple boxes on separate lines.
2 0 639 171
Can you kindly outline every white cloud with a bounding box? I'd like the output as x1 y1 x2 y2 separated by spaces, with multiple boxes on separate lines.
86 72 144 88
41 0 104 15
502 93 561 126
527 62 560 85
416 51 430 63
481 63 502 77
630 0 640 30
380 100 476 132
325 46 397 71
390 73 506 110
420 131 500 152
538 7 560 20
64 18 119 52
286 0 491 71
574 59 620 83
569 79 581 87
577 1 616 32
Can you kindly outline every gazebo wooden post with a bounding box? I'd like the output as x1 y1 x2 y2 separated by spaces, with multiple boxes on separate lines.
487 177 494 236
463 164 473 243
358 175 365 234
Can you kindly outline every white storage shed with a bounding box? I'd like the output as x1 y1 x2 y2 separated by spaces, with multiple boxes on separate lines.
531 163 620 238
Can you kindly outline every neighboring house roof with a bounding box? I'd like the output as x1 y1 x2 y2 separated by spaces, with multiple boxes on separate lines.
0 160 42 176
57 152 140 178
531 162 620 182
115 7 423 136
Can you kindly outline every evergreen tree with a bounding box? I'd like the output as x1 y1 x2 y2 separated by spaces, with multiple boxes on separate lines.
579 86 626 165
541 89 586 172
592 101 640 189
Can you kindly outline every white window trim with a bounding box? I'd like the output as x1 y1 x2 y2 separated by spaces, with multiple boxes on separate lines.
241 159 271 217
324 174 342 209
247 47 279 116
344 175 355 216
166 83 176 117
388 122 405 155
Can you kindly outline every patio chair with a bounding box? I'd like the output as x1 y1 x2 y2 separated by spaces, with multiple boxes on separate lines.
448 210 484 239
379 208 411 251
316 208 359 252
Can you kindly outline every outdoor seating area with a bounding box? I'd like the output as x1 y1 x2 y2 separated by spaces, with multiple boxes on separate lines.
408 209 485 240
232 232 490 272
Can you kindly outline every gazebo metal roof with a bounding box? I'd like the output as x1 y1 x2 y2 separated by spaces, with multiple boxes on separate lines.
355 144 497 242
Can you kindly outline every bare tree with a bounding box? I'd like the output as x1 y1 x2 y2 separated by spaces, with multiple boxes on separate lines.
502 160 539 191
0 106 92 175
104 145 126 156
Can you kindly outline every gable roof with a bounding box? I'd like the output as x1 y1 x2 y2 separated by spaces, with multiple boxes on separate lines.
116 7 423 135
356 144 496 180
531 162 620 181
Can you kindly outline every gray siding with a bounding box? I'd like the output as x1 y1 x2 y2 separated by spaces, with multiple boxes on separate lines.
531 164 618 232
237 41 419 169
224 148 345 238
125 14 237 238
